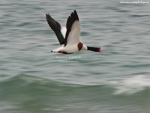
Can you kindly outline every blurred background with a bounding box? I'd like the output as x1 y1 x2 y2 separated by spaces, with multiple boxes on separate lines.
0 0 150 113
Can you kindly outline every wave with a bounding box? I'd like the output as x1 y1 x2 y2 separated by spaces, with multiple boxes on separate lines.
110 75 150 95
0 74 149 96
0 74 149 113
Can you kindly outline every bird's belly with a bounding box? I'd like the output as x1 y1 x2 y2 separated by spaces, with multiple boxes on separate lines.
64 45 79 53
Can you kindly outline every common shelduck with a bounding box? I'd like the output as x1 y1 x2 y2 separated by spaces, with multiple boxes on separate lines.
46 10 101 54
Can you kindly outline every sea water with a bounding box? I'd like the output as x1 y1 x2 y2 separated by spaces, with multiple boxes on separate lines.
0 0 150 113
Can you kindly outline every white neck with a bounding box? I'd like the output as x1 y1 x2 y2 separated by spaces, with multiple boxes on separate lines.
81 44 88 50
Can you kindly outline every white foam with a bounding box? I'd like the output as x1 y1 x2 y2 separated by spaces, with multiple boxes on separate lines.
112 75 150 95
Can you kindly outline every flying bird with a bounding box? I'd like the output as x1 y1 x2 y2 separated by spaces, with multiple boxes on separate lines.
46 10 101 54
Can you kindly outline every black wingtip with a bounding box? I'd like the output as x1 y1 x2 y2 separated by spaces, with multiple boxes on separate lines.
74 10 78 15
71 10 79 21
46 13 51 19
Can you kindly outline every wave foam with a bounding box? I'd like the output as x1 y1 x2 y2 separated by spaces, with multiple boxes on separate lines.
112 75 150 95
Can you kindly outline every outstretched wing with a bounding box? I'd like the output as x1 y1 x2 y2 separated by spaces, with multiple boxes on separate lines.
64 10 80 46
46 14 66 45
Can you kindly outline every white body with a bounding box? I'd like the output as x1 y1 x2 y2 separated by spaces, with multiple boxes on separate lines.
52 44 87 54
52 19 87 53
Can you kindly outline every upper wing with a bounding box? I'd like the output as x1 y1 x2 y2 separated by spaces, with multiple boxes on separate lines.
64 10 80 46
46 14 66 45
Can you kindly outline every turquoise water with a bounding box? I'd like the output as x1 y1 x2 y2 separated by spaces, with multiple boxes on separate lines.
0 0 150 113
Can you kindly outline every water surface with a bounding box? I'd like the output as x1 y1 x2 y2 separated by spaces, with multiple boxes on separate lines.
0 0 150 113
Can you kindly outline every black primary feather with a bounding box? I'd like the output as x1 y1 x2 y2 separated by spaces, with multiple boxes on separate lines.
46 14 65 44
64 10 79 46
